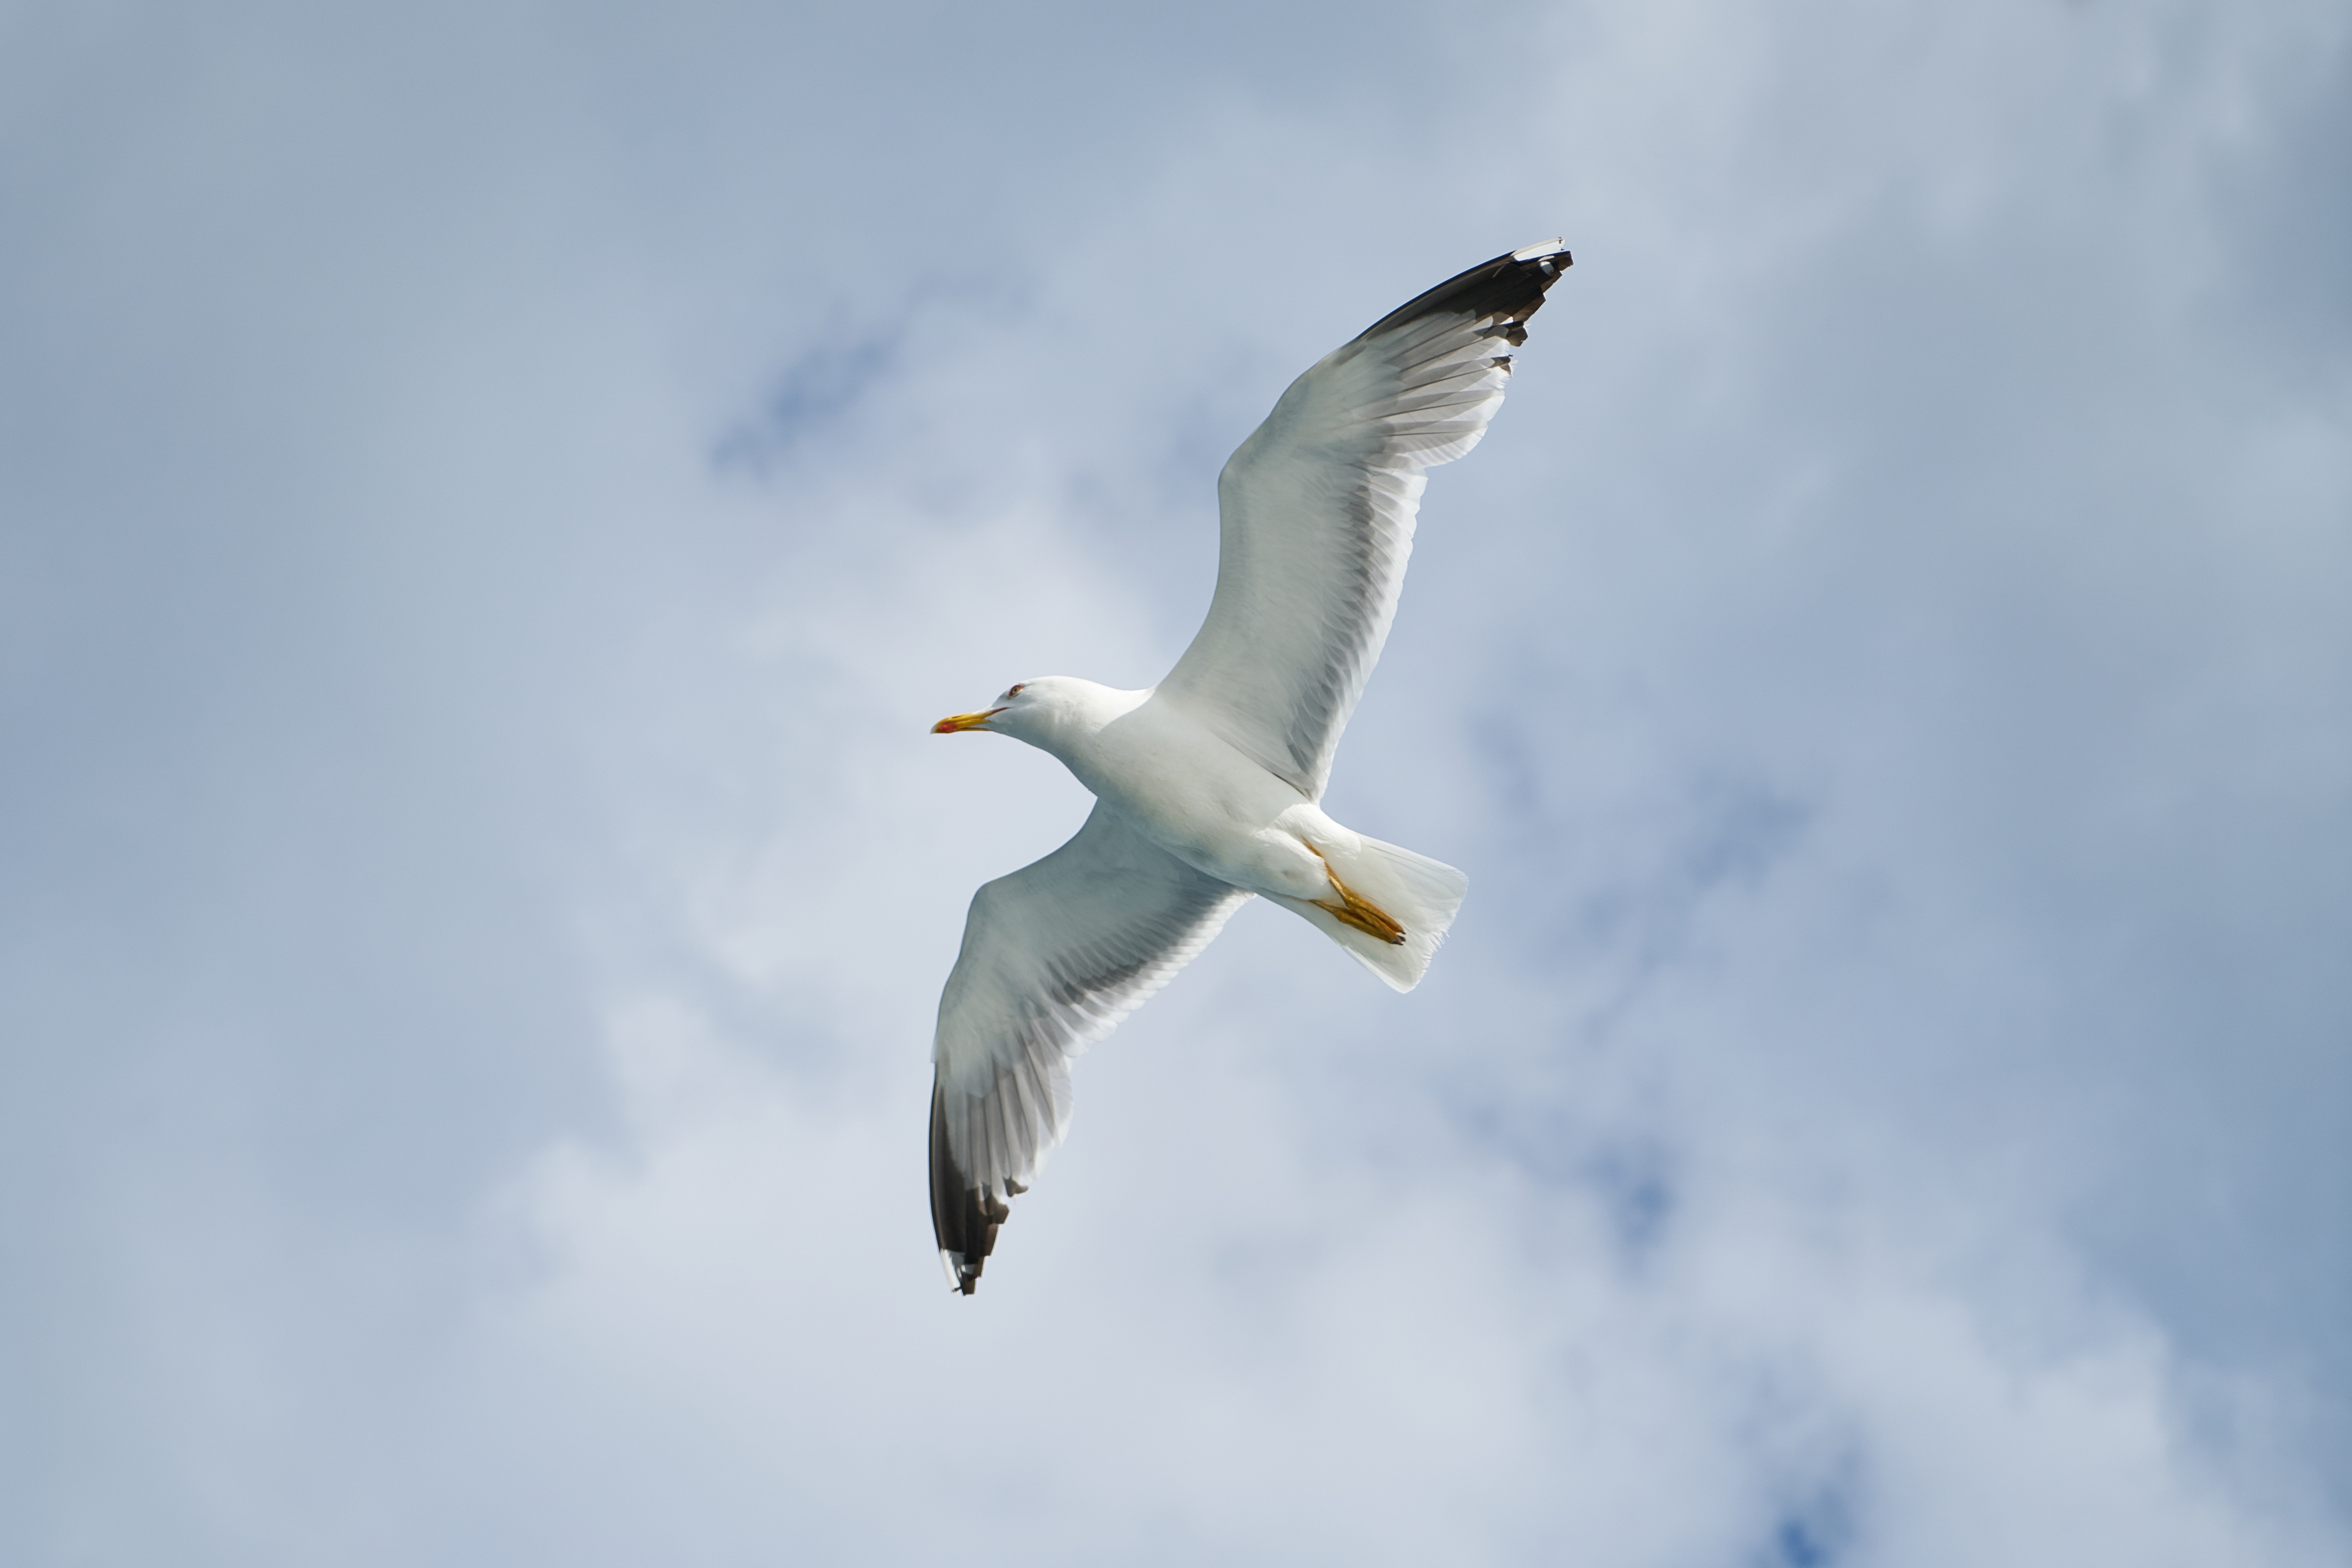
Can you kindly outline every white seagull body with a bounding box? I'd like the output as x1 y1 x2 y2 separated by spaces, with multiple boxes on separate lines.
927 240 1571 1293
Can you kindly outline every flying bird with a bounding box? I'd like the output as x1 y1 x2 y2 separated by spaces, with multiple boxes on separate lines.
927 239 1571 1293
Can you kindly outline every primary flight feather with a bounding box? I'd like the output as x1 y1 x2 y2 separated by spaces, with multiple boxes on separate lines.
928 239 1571 1293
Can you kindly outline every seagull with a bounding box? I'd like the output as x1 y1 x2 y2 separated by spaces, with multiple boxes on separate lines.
927 239 1571 1294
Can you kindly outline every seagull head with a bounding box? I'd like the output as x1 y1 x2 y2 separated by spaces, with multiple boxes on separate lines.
932 681 1038 736
933 677 1138 751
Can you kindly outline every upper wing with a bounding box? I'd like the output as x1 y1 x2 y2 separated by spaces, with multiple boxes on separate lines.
1157 240 1570 799
929 801 1251 1294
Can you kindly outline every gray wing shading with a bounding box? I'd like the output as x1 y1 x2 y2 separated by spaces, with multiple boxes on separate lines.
1157 240 1571 800
929 801 1251 1294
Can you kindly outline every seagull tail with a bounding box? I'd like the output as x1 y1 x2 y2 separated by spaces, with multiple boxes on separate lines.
1274 833 1469 993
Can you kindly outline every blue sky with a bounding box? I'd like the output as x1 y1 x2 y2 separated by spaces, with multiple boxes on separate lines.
3 1 2349 1562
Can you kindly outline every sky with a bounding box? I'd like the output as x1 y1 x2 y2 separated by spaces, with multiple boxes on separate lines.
2 0 2349 1562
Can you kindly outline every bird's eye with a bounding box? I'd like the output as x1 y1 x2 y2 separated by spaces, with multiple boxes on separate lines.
1007 684 1025 698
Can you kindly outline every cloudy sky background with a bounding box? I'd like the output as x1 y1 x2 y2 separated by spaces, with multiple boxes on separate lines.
4 0 2349 1562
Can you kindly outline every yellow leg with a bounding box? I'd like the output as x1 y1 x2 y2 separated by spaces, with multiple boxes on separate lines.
1306 845 1407 946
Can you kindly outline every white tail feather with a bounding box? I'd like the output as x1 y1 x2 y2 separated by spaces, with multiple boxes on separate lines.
1271 833 1468 991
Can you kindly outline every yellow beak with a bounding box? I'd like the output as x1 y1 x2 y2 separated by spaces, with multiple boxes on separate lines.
932 708 1005 734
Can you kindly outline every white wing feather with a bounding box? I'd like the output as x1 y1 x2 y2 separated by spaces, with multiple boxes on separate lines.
1158 241 1569 799
929 802 1250 1291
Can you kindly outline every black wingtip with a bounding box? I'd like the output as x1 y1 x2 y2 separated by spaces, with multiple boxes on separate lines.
1356 239 1573 343
929 1080 1007 1296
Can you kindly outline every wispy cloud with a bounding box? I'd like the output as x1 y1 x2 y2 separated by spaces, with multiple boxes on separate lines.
2 0 2346 1562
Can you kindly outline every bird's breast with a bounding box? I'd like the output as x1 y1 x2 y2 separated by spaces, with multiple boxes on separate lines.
1065 697 1312 888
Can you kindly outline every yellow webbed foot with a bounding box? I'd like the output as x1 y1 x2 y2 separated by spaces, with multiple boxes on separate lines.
1306 845 1408 946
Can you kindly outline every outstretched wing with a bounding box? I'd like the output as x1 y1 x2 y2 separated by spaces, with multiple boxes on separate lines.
1157 240 1570 800
930 802 1251 1294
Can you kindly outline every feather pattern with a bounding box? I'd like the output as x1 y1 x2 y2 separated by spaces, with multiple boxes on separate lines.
1158 241 1569 798
929 801 1251 1293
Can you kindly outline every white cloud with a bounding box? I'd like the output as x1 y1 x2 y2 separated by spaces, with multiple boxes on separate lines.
1 0 2346 1562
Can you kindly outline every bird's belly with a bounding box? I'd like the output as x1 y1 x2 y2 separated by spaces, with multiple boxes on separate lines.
1071 706 1339 903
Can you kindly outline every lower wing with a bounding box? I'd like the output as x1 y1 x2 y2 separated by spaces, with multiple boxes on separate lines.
929 802 1251 1293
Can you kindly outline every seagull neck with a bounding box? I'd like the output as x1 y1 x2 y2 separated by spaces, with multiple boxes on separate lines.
1016 681 1149 770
